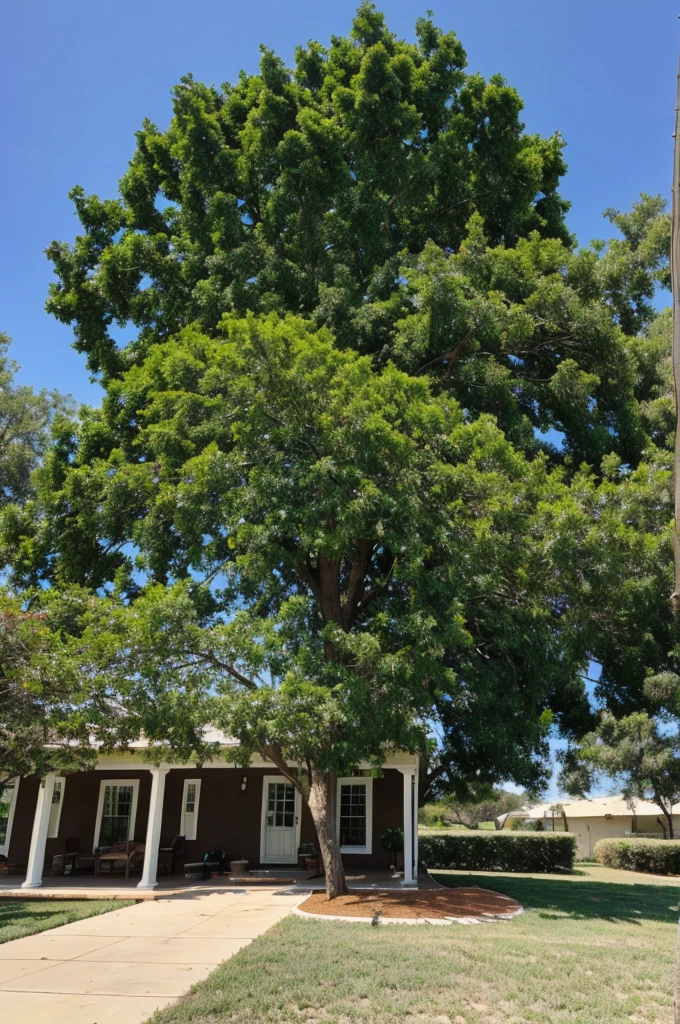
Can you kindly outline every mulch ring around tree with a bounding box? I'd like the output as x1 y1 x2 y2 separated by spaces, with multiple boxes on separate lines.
296 886 522 925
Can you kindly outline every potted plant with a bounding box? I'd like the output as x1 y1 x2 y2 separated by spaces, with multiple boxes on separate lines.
229 857 249 876
381 827 404 871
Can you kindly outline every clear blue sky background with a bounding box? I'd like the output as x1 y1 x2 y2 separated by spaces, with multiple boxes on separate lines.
2 0 678 403
2 0 677 798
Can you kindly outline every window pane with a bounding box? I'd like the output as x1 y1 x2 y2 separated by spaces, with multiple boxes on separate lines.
0 783 16 848
340 783 367 847
99 784 134 846
268 782 295 829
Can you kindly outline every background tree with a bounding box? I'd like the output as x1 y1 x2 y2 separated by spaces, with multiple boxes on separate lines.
0 591 101 788
0 334 68 510
559 711 680 838
0 338 97 786
420 787 527 830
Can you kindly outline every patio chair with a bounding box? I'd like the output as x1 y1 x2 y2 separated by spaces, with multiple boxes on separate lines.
94 840 145 879
51 837 81 876
157 834 184 876
297 843 323 877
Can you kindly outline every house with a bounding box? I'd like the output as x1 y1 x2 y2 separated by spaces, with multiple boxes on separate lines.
0 732 419 889
499 795 680 859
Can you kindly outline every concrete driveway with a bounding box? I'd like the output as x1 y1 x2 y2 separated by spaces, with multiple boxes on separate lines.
0 886 302 1024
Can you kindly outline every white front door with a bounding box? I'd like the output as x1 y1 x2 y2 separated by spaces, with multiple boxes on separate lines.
261 777 301 864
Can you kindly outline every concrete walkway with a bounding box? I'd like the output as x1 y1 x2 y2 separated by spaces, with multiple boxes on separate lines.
0 886 302 1024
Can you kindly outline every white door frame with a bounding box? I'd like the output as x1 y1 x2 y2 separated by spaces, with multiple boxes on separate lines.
259 775 302 864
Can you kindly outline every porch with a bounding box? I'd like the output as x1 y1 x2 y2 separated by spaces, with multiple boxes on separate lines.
0 868 431 901
2 756 420 892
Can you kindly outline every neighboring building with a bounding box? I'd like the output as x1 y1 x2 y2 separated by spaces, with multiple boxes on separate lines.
0 732 419 889
499 795 680 859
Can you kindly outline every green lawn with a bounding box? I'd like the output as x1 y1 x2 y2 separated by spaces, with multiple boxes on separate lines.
0 898 134 945
147 869 679 1024
419 821 497 834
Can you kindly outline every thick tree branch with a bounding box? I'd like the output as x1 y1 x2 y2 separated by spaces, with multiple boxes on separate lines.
260 741 303 793
341 540 372 629
196 652 259 691
418 329 472 374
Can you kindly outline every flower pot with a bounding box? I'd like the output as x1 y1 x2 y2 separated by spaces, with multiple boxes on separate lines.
230 859 249 875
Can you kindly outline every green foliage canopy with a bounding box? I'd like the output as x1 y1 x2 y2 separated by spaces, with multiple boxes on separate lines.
12 314 592 795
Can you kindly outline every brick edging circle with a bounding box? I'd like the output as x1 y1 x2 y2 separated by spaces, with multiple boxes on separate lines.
293 904 523 926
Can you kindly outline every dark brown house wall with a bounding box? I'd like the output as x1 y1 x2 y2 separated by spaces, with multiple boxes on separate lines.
8 772 152 871
8 766 405 873
6 776 39 868
345 769 403 870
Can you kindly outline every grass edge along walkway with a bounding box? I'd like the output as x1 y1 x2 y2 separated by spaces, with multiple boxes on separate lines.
0 897 135 944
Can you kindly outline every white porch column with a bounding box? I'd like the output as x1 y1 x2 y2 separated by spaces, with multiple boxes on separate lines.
22 773 57 889
137 767 169 890
412 762 419 881
398 766 417 887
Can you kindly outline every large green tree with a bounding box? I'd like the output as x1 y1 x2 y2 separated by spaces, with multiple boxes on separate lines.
15 314 590 895
10 4 675 892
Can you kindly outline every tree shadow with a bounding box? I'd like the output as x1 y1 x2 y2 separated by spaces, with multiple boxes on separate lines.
0 899 83 932
435 873 679 924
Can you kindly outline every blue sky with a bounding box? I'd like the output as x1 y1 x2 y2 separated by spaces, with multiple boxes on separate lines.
2 0 678 403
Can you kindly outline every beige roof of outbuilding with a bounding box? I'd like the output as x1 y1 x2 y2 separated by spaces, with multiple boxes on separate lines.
504 795 680 820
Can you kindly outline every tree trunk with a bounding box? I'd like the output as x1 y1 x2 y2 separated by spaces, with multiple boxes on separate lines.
668 53 680 1024
671 51 680 616
675 918 680 1024
307 769 348 899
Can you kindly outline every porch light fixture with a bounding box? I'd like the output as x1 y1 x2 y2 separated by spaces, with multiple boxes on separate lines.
241 776 247 792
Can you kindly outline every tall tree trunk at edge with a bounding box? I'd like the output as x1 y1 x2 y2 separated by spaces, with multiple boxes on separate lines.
307 769 348 899
671 47 680 1024
671 52 680 617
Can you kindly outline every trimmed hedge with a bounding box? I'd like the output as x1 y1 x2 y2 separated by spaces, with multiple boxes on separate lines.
594 838 680 876
419 831 576 873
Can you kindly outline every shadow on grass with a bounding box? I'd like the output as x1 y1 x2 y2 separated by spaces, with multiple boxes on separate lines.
435 873 679 924
0 900 74 927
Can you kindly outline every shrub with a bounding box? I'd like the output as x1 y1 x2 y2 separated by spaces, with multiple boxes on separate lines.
594 838 680 875
509 817 541 831
419 831 576 873
418 803 451 828
381 827 404 854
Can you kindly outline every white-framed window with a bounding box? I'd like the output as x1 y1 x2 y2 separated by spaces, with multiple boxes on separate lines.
180 778 201 840
47 777 65 839
0 779 19 857
93 779 140 850
337 777 373 854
